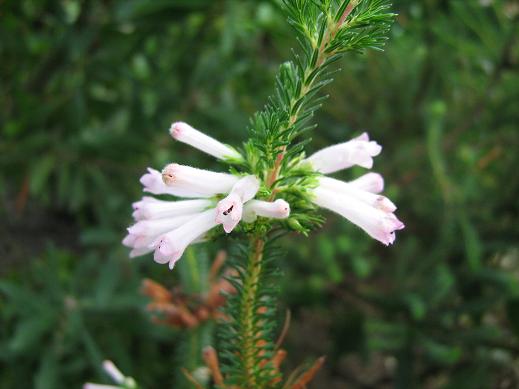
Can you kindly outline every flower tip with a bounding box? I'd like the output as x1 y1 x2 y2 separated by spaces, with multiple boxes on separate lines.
350 172 385 193
376 196 397 212
356 132 370 141
122 234 136 247
371 142 383 156
274 199 291 218
139 168 154 186
360 159 374 169
170 121 190 139
161 164 178 186
129 248 144 258
153 239 171 264
223 223 235 233
371 173 385 193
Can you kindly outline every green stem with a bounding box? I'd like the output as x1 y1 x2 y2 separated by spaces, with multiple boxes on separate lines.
266 4 357 190
235 5 360 387
240 236 266 388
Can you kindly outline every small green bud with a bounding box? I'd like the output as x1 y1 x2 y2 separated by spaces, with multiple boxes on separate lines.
287 218 304 231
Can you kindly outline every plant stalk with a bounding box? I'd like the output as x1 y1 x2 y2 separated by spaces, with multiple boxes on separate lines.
240 236 266 388
236 5 358 387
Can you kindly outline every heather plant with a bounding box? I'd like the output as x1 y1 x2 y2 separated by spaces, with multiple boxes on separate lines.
121 1 399 387
2 1 519 388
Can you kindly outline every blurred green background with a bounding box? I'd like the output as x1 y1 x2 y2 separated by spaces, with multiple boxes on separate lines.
1 0 519 388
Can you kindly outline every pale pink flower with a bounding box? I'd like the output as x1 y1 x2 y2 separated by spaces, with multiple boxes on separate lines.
102 360 124 384
242 199 291 223
153 208 218 269
215 175 260 233
318 176 396 212
170 121 243 161
306 131 403 245
140 168 182 196
125 126 294 268
123 214 195 257
312 185 404 246
162 163 238 197
303 132 382 173
132 197 211 220
83 360 130 389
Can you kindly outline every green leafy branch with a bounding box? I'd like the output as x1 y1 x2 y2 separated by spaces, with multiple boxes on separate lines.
218 1 395 388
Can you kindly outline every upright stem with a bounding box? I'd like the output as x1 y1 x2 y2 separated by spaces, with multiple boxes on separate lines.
266 4 356 191
240 237 266 388
235 6 357 387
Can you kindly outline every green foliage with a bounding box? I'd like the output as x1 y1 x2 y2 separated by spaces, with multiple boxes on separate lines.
245 0 395 237
215 2 396 386
219 239 283 388
1 0 519 388
0 248 158 389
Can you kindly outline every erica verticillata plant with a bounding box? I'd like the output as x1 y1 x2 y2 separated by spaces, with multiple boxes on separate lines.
121 0 401 387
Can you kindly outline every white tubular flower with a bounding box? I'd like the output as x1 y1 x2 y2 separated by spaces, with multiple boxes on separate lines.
312 185 404 246
83 384 120 389
102 360 125 385
215 175 260 233
347 172 384 194
242 199 291 223
140 168 182 196
318 176 396 212
162 163 238 198
123 214 195 257
83 360 132 389
303 132 382 173
132 197 212 220
154 208 218 269
170 122 243 162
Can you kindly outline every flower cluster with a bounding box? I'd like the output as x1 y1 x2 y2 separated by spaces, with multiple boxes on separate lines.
304 132 405 246
124 122 403 269
123 122 291 269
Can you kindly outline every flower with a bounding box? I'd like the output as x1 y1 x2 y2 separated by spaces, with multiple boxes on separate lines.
242 199 291 223
102 361 125 385
132 197 212 221
126 163 231 268
309 133 404 245
125 123 293 267
318 176 396 212
154 208 218 269
162 163 238 197
170 122 243 162
123 214 199 258
84 360 136 389
215 175 260 233
140 167 180 196
303 132 382 173
125 120 296 268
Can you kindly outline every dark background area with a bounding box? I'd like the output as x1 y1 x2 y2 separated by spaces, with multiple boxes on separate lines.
1 0 519 388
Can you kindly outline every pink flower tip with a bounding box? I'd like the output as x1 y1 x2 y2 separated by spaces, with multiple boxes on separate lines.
356 132 370 141
161 163 178 186
273 199 290 218
170 121 189 139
